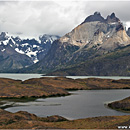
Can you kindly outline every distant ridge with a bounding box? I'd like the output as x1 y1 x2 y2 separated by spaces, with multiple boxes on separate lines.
0 32 60 72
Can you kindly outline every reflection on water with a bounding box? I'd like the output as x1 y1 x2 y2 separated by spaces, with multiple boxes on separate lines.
5 90 130 119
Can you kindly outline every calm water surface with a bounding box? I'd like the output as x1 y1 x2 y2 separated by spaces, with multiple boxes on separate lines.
5 90 130 119
0 73 43 81
67 76 130 80
0 73 130 81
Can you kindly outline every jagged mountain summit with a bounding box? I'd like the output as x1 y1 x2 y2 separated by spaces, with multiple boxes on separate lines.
23 12 130 75
82 12 120 24
38 34 60 60
0 32 60 72
13 34 60 63
59 12 129 49
106 13 120 23
82 12 105 23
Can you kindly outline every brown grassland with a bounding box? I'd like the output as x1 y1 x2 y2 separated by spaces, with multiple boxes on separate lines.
0 77 130 98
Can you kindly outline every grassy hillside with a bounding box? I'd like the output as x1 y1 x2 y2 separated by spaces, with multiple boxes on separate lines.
0 78 68 98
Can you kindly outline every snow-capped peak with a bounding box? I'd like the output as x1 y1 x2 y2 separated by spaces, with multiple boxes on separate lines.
0 32 60 63
39 34 60 44
0 32 9 41
0 32 16 46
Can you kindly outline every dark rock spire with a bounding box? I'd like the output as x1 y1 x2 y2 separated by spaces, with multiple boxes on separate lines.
82 12 105 23
106 12 120 23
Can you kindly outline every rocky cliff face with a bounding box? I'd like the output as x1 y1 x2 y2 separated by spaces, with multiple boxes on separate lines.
106 13 120 23
59 12 129 50
82 12 105 23
25 12 130 74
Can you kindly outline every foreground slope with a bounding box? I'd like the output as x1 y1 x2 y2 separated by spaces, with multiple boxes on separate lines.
0 108 130 129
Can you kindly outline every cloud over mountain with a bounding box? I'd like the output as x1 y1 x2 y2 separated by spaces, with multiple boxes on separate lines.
0 1 130 39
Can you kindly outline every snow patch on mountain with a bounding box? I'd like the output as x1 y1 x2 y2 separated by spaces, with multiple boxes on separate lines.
21 43 29 47
15 48 25 54
1 48 5 52
33 45 38 48
0 32 60 63
2 40 9 45
33 59 39 63
26 51 38 57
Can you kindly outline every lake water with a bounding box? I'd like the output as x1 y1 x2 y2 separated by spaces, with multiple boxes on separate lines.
0 73 130 81
5 90 130 119
67 76 130 80
0 74 130 119
0 73 43 81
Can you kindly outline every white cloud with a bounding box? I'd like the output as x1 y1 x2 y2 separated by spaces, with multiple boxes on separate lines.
0 1 130 39
125 22 130 30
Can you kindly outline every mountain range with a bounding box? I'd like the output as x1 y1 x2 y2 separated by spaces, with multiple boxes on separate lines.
0 12 130 75
0 32 59 72
20 12 130 76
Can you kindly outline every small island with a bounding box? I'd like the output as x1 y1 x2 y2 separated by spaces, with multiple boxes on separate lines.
0 77 130 98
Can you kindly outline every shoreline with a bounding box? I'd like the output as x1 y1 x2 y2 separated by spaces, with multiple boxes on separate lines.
0 108 130 129
1 73 130 81
2 89 130 119
0 93 71 109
